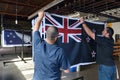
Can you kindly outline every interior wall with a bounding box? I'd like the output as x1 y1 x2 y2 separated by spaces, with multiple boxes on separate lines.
112 22 120 41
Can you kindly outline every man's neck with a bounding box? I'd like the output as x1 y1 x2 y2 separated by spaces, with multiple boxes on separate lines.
45 38 55 44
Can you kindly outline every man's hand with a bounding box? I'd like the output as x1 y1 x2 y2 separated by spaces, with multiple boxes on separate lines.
81 17 95 40
38 11 44 21
33 11 44 31
64 69 69 73
80 17 85 24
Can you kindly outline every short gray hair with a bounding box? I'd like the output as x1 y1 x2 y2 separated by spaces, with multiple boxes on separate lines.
46 26 59 40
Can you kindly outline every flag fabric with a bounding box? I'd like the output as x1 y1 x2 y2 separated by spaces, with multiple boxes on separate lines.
80 21 104 64
1 29 31 47
31 13 104 66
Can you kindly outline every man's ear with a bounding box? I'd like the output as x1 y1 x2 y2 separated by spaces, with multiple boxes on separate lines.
55 36 58 40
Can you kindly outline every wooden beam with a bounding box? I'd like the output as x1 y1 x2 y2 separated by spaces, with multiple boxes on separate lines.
75 0 120 13
18 0 30 13
5 4 9 11
84 2 120 13
90 12 120 21
82 0 119 9
114 46 120 49
18 6 24 13
82 0 106 9
113 52 120 56
28 0 64 19
27 7 38 16
0 11 27 17
0 0 39 8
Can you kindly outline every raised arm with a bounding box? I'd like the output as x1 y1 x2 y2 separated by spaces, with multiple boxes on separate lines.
33 11 44 32
80 17 95 40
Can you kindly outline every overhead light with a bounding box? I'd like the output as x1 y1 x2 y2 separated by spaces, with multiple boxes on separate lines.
28 0 64 19
15 19 18 24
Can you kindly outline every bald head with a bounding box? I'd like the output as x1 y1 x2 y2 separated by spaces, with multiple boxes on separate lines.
46 26 59 40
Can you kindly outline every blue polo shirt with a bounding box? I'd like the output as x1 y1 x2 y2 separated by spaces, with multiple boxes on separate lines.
33 31 70 80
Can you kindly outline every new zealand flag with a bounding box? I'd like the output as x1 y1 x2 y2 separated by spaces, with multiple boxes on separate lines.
32 13 104 66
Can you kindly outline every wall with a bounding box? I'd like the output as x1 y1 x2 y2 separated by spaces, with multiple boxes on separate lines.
112 22 120 41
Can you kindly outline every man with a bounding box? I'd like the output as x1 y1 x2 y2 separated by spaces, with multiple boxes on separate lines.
33 11 70 80
81 17 116 80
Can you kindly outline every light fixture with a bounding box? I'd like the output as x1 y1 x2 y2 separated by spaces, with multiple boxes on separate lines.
15 19 18 24
15 0 18 24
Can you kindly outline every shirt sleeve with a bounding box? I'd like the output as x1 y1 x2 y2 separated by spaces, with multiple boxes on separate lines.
33 31 42 61
33 31 42 46
59 48 70 70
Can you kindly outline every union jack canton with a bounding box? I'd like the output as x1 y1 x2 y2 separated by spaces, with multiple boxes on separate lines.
42 13 82 43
